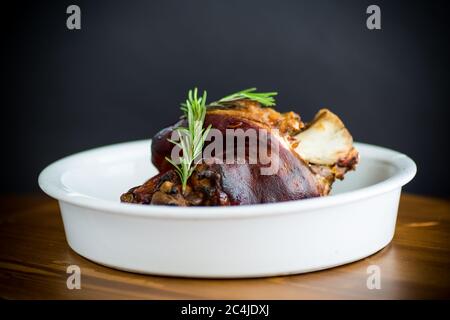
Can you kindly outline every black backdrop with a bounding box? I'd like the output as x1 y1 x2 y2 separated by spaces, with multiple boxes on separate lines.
2 0 449 197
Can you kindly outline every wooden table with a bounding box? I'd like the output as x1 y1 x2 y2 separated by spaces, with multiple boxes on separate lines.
0 194 449 299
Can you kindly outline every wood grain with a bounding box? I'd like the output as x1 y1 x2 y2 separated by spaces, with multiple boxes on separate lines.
0 193 449 299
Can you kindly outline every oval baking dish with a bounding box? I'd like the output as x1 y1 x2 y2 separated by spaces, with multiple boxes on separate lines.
38 140 416 278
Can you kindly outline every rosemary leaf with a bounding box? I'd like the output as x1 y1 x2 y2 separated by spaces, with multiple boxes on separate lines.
166 88 211 193
216 88 278 107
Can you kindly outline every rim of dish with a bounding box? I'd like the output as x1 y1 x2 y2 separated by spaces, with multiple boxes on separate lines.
38 140 416 219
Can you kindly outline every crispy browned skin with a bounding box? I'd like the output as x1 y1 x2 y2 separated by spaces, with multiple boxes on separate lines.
121 100 358 206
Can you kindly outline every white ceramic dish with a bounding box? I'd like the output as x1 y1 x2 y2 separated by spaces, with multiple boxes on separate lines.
38 140 416 278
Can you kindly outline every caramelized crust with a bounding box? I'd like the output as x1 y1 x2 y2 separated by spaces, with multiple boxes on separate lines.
121 100 358 206
208 99 304 135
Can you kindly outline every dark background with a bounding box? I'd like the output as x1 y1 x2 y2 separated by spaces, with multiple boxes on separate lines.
1 0 449 197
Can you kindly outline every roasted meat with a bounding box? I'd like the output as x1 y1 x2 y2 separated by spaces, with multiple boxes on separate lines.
121 100 358 206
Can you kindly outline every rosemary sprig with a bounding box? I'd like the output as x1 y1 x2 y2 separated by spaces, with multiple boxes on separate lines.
165 87 277 193
216 88 278 107
165 88 212 193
